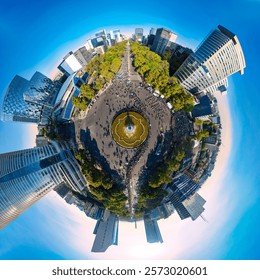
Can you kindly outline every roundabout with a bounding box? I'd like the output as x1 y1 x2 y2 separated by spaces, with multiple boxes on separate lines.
111 111 149 148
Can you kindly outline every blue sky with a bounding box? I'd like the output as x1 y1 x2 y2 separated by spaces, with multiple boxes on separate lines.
0 0 260 259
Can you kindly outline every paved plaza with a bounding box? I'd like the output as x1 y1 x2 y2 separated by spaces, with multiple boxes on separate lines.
74 42 191 216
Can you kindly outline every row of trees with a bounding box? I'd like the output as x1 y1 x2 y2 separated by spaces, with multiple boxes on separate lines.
148 149 186 188
89 185 128 217
135 184 168 216
85 41 126 89
72 41 126 110
195 130 210 141
72 84 95 111
75 149 113 190
75 149 129 217
130 42 194 112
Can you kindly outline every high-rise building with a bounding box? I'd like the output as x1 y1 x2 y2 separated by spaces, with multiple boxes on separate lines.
1 72 54 124
92 29 110 49
147 34 156 47
168 192 190 220
135 28 144 42
183 193 206 220
191 94 213 121
151 28 177 56
58 52 83 76
144 219 163 243
74 48 91 68
84 39 94 51
91 37 105 48
148 204 172 220
169 192 206 221
147 28 156 46
174 25 246 94
91 213 119 252
170 174 200 201
149 28 156 35
53 73 84 121
95 29 106 38
108 29 121 43
0 141 87 229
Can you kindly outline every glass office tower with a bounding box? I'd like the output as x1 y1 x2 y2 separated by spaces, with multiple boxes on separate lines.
174 25 246 94
0 140 87 229
1 72 54 123
91 213 119 252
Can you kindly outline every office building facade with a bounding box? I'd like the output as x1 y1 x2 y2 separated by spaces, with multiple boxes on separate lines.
1 72 54 124
144 219 163 243
91 213 119 252
169 192 206 221
95 30 106 38
191 94 213 121
108 29 121 43
169 192 190 220
149 28 157 35
84 39 94 51
58 51 83 76
53 73 85 121
183 193 206 220
151 28 177 56
134 28 144 42
0 140 87 229
74 48 92 67
174 25 246 94
170 174 200 201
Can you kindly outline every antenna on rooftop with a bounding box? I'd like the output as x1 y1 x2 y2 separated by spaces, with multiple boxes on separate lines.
200 214 209 223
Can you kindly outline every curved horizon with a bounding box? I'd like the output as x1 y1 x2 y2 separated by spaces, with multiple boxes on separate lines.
19 28 235 260
1 0 259 260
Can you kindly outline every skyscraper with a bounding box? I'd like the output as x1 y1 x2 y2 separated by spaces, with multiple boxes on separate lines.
174 25 246 94
74 48 91 67
53 73 85 121
191 94 213 121
95 29 107 38
91 213 119 252
57 51 83 76
169 192 206 221
151 28 177 56
84 39 94 51
0 140 87 229
168 192 190 220
144 219 163 243
134 28 144 42
1 72 54 124
149 28 156 35
147 28 157 47
170 174 200 201
183 193 206 220
108 29 121 43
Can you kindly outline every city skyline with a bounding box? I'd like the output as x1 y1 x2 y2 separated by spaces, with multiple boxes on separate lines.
0 0 259 260
0 23 232 252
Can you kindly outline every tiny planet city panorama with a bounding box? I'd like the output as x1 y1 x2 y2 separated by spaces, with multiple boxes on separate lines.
0 26 245 252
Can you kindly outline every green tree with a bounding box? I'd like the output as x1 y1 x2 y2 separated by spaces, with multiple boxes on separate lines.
130 41 195 112
80 84 95 99
110 57 121 73
94 76 106 90
195 130 210 141
72 96 88 111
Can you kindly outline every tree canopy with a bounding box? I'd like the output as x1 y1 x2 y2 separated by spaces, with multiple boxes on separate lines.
73 41 127 111
148 147 186 188
195 130 210 141
130 42 194 112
